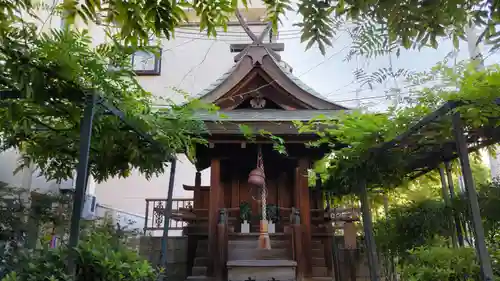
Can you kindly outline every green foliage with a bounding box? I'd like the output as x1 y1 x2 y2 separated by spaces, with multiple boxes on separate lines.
13 0 500 57
262 0 293 33
265 204 279 222
465 179 500 244
296 60 500 195
237 125 288 156
1 219 157 281
296 0 500 55
0 4 207 182
59 0 239 44
375 200 452 258
399 242 480 281
0 186 71 279
344 18 401 61
353 68 414 90
374 181 500 259
239 201 251 222
295 1 337 55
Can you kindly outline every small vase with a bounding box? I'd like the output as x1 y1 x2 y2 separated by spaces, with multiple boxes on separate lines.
241 220 250 233
268 222 275 234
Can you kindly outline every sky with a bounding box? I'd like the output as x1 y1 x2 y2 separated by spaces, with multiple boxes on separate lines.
274 10 500 110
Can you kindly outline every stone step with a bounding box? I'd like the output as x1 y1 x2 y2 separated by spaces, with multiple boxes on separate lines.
191 266 207 276
304 277 332 281
228 239 289 249
186 276 212 281
311 257 326 267
197 240 209 246
228 248 289 260
312 266 329 277
227 260 297 281
194 257 209 267
195 248 208 257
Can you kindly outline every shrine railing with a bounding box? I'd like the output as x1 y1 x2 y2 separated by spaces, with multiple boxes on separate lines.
144 198 194 232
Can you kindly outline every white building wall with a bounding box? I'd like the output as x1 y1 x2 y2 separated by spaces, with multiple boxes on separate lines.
0 1 268 222
0 149 80 194
93 23 269 216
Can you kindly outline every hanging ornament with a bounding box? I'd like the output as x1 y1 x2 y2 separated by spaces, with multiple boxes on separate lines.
248 168 265 187
248 146 266 187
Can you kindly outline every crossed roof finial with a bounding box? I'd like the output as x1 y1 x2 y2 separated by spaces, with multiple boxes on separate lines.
231 9 284 62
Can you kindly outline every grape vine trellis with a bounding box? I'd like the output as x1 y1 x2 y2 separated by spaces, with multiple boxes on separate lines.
295 62 500 281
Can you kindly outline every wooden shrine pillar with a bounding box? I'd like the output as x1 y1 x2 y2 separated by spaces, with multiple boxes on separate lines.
344 221 358 281
295 158 312 277
344 222 357 249
208 158 221 276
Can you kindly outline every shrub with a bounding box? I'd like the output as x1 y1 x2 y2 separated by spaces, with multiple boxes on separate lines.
1 220 158 281
399 242 480 281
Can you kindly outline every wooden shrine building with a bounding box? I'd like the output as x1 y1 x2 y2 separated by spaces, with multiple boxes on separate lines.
158 19 369 281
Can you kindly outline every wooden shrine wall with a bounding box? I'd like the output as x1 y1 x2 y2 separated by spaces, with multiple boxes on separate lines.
192 159 325 213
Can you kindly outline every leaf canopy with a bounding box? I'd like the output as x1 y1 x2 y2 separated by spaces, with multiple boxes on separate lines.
0 4 208 183
298 61 500 195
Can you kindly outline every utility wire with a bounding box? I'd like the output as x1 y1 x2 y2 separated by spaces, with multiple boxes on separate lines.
173 33 304 41
177 41 216 87
296 45 349 77
177 26 303 34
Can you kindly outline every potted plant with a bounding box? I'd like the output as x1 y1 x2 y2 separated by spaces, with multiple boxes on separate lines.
266 204 279 234
239 201 251 233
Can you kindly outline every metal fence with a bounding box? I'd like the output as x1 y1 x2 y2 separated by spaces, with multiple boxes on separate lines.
144 198 194 232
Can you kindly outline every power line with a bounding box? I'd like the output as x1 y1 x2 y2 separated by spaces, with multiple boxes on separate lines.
178 41 216 87
173 33 303 41
331 92 410 103
177 26 303 34
296 44 349 77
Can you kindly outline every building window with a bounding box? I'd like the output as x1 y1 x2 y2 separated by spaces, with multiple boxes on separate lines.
131 49 162 76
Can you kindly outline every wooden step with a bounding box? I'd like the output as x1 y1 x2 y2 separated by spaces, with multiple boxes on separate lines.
228 239 289 249
312 266 328 277
311 257 326 267
194 257 209 266
191 266 207 276
228 232 288 240
311 240 323 249
228 248 289 260
311 248 324 258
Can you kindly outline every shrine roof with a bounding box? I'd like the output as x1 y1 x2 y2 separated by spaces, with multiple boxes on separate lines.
193 56 336 107
193 63 238 99
192 44 348 110
193 109 343 121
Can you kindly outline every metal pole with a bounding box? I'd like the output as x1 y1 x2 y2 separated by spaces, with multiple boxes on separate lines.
445 161 464 246
452 112 494 281
67 94 97 274
439 166 458 247
358 179 380 281
159 158 177 275
382 193 396 281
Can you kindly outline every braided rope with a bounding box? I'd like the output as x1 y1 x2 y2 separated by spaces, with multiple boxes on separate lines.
257 146 267 221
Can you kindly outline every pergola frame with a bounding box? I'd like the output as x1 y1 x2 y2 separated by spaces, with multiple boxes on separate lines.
356 98 500 281
0 91 178 276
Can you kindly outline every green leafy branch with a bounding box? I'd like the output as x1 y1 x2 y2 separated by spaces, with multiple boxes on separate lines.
0 9 206 182
296 60 500 196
